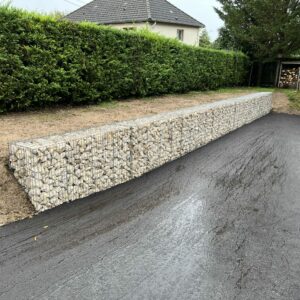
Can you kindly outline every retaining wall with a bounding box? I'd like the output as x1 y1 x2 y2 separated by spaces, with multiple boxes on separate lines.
10 92 272 212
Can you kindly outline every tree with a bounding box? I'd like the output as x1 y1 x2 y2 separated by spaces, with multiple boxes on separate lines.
199 29 212 48
0 0 11 7
213 27 240 50
47 11 65 19
215 0 300 61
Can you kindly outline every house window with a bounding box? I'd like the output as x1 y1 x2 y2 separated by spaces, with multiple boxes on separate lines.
123 27 136 31
177 29 184 41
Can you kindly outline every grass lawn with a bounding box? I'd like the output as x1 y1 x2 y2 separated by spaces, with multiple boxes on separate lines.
224 86 300 113
283 89 300 110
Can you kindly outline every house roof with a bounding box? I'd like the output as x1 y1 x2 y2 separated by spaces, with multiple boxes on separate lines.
65 0 204 28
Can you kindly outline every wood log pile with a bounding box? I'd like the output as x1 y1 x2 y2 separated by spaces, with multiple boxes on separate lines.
279 67 300 88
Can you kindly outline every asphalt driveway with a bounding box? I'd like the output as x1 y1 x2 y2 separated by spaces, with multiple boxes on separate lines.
0 113 300 300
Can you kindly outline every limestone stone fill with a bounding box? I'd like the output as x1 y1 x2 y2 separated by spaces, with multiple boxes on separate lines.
9 93 273 212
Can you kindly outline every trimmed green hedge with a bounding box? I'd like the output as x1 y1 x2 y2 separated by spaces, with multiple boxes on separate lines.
0 7 249 113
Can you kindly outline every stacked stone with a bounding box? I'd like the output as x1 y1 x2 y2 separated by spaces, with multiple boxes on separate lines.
10 93 273 212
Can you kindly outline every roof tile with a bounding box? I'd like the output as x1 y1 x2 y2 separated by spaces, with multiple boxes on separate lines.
65 0 204 28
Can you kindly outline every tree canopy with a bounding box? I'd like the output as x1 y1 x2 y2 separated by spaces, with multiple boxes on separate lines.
215 0 300 61
213 27 240 51
0 0 11 7
199 29 212 48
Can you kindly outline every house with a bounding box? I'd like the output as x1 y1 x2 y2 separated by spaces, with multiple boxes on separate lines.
65 0 205 46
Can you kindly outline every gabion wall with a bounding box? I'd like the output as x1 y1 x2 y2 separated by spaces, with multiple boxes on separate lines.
10 93 272 212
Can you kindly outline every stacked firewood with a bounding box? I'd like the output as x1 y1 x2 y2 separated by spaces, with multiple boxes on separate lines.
279 67 300 88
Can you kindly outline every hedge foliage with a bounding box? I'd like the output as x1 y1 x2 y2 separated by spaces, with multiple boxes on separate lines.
0 7 249 113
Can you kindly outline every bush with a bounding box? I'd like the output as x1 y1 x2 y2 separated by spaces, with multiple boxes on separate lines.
0 7 249 113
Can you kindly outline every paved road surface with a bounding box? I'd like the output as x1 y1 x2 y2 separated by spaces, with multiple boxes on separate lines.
1 113 300 300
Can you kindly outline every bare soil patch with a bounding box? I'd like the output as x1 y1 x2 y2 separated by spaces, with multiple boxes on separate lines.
272 92 300 115
0 90 264 225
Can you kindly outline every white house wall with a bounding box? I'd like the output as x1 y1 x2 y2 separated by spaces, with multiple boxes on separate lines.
110 22 200 46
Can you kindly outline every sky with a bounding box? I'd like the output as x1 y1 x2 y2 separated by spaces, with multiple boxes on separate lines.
9 0 223 40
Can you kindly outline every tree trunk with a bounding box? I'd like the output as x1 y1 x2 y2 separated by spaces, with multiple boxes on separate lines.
256 62 263 86
274 61 281 87
248 63 254 87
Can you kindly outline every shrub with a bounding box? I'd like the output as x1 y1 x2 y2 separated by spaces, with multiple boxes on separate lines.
0 7 249 113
